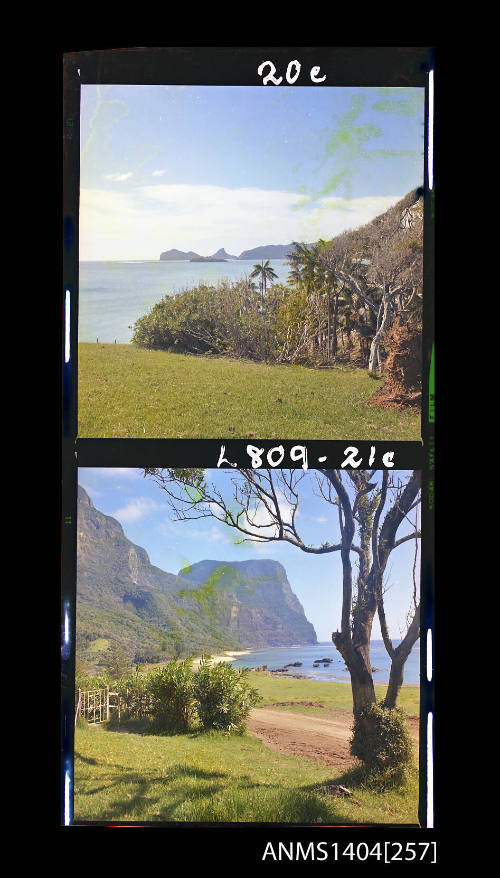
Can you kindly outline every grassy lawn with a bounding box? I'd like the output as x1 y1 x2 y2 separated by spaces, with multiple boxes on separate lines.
74 722 419 825
250 673 420 718
74 674 420 825
78 343 421 439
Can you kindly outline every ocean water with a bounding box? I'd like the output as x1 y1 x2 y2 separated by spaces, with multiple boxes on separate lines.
229 640 420 686
78 259 291 344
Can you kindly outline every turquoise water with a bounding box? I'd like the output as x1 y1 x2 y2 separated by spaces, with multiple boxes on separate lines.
78 258 291 344
229 640 420 685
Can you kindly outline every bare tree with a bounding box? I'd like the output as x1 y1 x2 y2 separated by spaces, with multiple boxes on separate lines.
143 468 421 717
325 189 423 374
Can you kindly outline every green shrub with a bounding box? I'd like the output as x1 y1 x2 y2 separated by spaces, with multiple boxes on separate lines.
132 280 284 362
148 660 195 734
114 671 152 719
350 703 413 785
75 671 113 691
193 660 261 733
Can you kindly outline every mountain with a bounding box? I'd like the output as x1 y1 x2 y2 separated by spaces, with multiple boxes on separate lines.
237 243 294 260
76 487 317 671
210 248 238 259
159 243 297 261
177 559 317 648
160 248 201 261
159 247 236 261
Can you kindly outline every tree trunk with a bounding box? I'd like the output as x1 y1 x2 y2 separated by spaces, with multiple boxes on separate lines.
368 287 392 373
349 660 377 715
383 656 406 710
332 294 338 359
382 604 420 709
327 292 331 361
326 468 380 719
262 278 268 361
332 626 377 716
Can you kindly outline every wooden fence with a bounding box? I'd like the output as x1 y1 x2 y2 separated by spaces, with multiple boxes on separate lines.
75 687 121 727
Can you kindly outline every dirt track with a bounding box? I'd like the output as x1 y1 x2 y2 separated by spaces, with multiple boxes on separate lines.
247 708 419 770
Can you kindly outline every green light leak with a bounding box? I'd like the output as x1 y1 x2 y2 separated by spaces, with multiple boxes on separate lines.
371 90 423 117
428 344 435 424
313 93 384 200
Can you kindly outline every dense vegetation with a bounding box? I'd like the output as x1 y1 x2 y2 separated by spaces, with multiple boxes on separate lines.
78 658 261 735
76 665 420 721
132 190 423 388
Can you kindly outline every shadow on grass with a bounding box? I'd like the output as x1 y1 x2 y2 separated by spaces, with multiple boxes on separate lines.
73 751 99 766
105 717 154 735
75 758 229 820
75 748 269 821
75 726 400 823
75 746 357 823
106 718 215 737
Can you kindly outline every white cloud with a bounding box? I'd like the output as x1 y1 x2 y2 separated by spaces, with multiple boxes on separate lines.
250 538 278 555
242 487 298 540
79 184 402 261
155 519 180 538
82 467 141 480
152 170 166 176
104 172 133 182
156 518 232 546
206 524 226 543
113 497 162 523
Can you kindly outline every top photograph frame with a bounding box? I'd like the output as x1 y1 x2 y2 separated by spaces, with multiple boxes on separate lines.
63 47 434 447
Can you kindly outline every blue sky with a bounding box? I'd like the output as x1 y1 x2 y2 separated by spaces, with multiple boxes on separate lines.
80 85 424 260
78 467 421 643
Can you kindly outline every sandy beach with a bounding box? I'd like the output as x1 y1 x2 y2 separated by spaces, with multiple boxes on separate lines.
190 649 251 670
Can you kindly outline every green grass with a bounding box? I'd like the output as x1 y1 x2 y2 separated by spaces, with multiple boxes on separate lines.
78 343 421 439
74 674 420 825
74 722 419 824
250 673 420 718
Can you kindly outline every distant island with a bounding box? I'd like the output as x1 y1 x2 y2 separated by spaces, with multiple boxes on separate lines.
238 244 294 260
160 243 297 262
189 256 227 263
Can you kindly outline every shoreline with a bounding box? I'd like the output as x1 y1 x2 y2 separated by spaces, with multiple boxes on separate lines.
222 643 420 687
265 673 419 687
191 649 251 671
191 648 419 688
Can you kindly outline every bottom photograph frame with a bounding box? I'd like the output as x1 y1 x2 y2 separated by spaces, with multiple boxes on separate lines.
62 464 433 834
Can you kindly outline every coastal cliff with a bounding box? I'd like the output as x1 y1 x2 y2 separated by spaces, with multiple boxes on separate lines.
77 486 317 669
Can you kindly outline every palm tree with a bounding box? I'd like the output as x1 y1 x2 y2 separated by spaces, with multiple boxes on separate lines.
249 259 278 301
249 260 278 360
287 242 314 287
289 242 333 360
